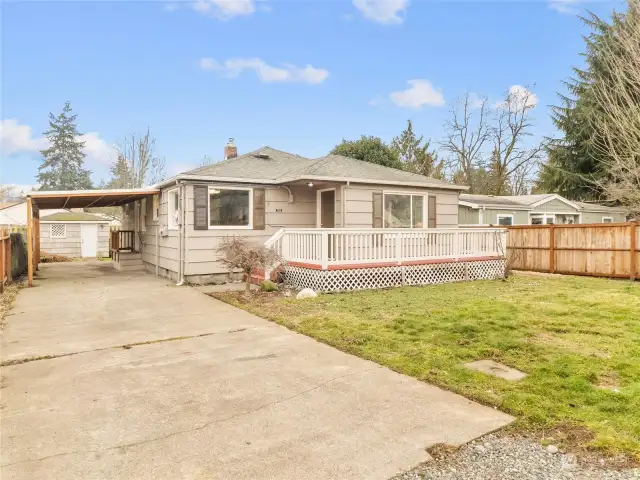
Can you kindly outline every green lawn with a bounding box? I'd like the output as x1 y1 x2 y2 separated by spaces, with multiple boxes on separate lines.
214 274 640 461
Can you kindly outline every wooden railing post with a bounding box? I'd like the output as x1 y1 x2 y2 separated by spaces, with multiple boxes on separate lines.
630 221 637 281
549 224 556 274
320 231 329 269
395 232 402 264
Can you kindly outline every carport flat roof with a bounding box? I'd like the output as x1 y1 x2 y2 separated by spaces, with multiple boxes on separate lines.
27 188 160 209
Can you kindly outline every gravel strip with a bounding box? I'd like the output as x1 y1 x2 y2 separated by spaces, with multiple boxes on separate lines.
392 434 640 480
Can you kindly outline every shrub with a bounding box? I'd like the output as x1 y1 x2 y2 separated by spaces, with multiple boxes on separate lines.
216 236 282 294
260 280 278 292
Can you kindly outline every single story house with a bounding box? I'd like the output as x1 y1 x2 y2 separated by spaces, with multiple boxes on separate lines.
40 211 110 258
25 143 508 291
458 193 628 226
0 200 68 227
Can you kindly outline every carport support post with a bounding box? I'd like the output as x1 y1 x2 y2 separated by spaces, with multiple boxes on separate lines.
27 197 33 287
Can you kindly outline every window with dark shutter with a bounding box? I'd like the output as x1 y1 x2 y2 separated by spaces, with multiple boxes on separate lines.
428 196 437 228
193 185 208 230
372 192 383 228
253 188 266 230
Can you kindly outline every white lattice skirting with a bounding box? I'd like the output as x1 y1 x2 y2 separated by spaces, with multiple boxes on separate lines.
285 259 506 293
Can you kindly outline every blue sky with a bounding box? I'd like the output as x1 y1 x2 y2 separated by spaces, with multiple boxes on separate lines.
0 0 623 191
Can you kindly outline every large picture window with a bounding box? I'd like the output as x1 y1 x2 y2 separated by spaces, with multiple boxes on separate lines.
384 193 425 228
209 187 252 228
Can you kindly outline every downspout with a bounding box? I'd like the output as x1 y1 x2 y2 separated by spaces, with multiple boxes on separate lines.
175 180 186 286
155 225 159 276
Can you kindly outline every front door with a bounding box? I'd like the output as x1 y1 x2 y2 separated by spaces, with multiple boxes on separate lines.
81 224 98 257
320 190 335 228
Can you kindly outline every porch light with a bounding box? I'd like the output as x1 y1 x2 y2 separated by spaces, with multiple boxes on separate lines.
307 182 314 187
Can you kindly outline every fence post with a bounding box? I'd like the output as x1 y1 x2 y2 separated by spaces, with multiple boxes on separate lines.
395 232 402 265
1 230 5 294
549 224 556 274
630 221 637 281
321 231 329 269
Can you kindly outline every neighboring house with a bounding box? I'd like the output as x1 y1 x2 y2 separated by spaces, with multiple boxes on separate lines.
459 193 628 226
40 212 110 258
0 200 68 227
121 143 467 283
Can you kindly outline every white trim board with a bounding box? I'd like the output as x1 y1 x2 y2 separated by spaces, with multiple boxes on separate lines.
530 194 580 210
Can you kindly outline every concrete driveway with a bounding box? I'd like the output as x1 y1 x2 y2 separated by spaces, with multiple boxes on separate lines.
1 261 512 480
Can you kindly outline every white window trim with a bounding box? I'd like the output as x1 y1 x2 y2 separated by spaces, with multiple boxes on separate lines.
602 216 614 223
496 214 514 226
208 185 253 230
316 188 336 228
152 194 159 221
530 213 556 225
167 188 179 231
382 191 427 229
50 224 67 239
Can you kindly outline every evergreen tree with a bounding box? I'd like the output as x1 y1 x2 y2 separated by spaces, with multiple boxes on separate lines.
538 10 622 199
331 136 401 169
38 102 93 190
391 120 444 179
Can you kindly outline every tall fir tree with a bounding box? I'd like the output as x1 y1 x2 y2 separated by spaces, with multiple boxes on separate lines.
391 120 444 179
38 102 93 190
537 11 621 199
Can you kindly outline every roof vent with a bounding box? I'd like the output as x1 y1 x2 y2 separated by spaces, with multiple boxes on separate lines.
254 152 270 159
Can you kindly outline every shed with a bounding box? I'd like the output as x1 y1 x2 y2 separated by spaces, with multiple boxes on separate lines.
39 212 110 258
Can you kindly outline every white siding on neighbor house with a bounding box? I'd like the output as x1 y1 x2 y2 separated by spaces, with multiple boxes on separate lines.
344 184 459 228
40 222 109 257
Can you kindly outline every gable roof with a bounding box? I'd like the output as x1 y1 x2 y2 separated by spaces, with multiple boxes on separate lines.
160 147 467 191
282 154 459 189
40 212 110 222
184 147 313 181
459 194 529 209
0 201 25 210
460 193 627 213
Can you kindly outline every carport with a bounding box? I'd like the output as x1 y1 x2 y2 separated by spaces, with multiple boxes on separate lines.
25 188 159 286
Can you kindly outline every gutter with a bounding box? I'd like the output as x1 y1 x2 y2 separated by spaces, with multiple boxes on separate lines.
159 174 469 191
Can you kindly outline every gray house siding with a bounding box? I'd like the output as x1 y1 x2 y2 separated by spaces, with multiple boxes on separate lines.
344 184 459 228
581 211 626 224
531 198 578 214
483 209 529 225
458 206 479 224
40 222 109 258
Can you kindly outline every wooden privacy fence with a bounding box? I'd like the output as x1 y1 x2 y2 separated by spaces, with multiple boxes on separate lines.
507 222 639 280
1 228 12 293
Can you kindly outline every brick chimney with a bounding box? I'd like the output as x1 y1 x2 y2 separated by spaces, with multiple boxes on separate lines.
224 138 237 159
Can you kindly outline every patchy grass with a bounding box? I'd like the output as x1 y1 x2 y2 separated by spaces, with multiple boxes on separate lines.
214 275 640 462
0 282 23 334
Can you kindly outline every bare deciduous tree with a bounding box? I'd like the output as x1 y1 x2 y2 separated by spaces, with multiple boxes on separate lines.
441 93 490 191
589 0 640 212
489 87 544 195
109 128 166 188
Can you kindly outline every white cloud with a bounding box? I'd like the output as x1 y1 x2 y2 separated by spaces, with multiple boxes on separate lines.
467 92 487 109
0 119 48 156
0 119 116 165
495 85 538 110
163 3 179 12
199 57 329 85
389 79 445 109
549 0 582 14
192 0 255 19
353 0 408 24
0 184 39 199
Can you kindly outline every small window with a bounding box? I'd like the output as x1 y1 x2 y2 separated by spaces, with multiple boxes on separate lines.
50 224 66 238
209 187 252 228
531 216 543 225
168 189 180 230
545 216 555 225
497 214 514 226
602 217 614 223
152 194 159 221
384 193 425 228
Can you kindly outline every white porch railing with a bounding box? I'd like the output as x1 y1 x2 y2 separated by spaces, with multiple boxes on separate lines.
265 228 507 269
